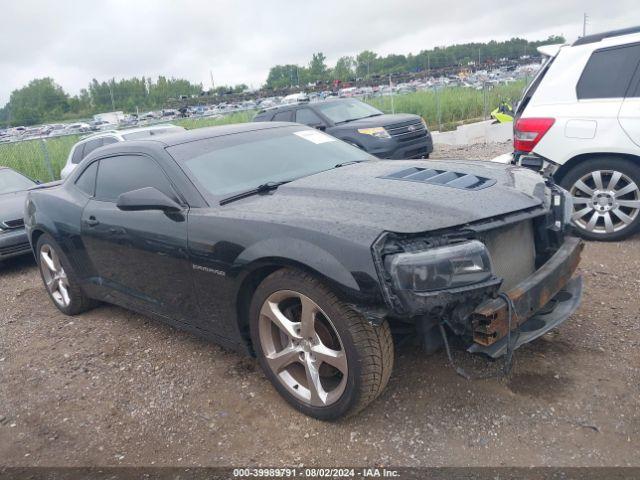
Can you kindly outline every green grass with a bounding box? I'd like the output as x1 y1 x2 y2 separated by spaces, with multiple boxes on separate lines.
0 135 81 181
364 80 526 131
0 83 526 181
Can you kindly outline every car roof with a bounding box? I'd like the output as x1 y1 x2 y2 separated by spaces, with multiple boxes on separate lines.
573 25 640 46
79 123 183 142
93 122 298 151
256 98 352 115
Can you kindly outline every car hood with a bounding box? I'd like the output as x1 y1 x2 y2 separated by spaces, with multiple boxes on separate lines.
0 190 28 224
337 113 420 129
217 160 549 243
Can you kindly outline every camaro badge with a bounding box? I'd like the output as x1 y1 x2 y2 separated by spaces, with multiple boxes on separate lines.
192 264 226 276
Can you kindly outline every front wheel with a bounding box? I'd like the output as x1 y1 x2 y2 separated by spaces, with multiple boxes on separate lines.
249 269 393 420
560 158 640 241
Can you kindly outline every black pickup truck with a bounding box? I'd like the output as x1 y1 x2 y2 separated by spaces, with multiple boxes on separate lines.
253 98 433 159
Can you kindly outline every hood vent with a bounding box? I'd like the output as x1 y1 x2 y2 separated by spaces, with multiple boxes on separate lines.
2 219 25 229
380 167 496 191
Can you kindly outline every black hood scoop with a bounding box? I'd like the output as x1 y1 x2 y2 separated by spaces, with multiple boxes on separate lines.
379 166 497 191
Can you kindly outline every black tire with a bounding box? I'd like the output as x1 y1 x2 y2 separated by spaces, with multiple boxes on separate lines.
249 268 393 420
35 233 98 315
559 157 640 241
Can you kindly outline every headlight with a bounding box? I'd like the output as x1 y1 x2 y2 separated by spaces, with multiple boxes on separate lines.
384 240 493 292
357 127 390 139
421 117 428 129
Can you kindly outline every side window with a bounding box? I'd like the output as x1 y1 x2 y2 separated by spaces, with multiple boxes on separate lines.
95 155 176 203
102 137 119 146
74 161 99 196
295 108 324 126
577 44 640 99
273 110 293 121
81 138 104 159
71 143 85 164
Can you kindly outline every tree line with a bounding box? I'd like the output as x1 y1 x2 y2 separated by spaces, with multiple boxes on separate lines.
1 36 563 127
266 36 563 88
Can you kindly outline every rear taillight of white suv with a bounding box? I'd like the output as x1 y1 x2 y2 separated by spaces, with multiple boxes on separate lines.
514 118 555 153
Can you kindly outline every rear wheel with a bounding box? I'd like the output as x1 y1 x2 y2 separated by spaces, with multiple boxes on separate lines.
560 158 640 241
249 269 393 420
36 233 97 315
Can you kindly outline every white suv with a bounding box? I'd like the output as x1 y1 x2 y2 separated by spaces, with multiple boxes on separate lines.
513 26 640 241
60 124 185 180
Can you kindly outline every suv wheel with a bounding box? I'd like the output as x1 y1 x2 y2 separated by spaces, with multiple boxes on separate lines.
249 269 393 420
560 158 640 241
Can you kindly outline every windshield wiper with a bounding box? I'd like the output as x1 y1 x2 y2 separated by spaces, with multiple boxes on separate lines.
335 113 383 124
334 160 368 168
334 117 362 125
219 180 292 206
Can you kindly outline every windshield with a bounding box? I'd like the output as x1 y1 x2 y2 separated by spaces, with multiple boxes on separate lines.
122 126 184 140
314 99 383 124
0 169 35 194
167 126 372 199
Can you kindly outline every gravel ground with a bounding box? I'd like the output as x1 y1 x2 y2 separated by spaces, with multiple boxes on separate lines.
430 140 513 161
1 142 639 467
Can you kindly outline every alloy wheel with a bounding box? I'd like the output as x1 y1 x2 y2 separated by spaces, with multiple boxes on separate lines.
258 290 348 407
570 169 640 235
39 244 71 307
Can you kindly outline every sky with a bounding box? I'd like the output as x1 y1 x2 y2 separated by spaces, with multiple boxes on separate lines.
1 0 639 105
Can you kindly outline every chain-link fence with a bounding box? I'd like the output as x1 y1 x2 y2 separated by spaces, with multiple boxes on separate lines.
363 80 526 132
0 135 81 181
0 111 255 181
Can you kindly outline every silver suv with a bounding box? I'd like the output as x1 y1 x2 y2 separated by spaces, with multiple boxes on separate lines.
60 124 185 179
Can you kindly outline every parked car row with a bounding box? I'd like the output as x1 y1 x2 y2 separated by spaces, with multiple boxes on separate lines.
0 61 539 145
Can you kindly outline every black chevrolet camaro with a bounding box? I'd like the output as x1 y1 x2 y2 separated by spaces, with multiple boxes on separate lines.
25 122 584 419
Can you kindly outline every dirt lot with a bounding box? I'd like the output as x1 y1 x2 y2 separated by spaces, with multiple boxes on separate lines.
1 143 639 467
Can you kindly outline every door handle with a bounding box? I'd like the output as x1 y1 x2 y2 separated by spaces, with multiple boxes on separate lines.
86 216 100 227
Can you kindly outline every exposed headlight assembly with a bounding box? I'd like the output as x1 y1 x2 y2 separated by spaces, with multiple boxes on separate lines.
384 240 493 292
561 187 573 226
357 127 390 139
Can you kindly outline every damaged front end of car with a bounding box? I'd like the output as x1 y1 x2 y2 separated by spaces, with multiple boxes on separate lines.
371 181 584 358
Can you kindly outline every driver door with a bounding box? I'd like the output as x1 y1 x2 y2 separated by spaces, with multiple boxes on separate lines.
80 154 198 322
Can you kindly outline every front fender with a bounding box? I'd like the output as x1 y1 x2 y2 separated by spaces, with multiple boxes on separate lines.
236 237 361 291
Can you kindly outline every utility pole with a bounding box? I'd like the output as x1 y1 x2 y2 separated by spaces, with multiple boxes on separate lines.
582 13 589 37
210 70 214 91
389 75 395 115
108 81 115 111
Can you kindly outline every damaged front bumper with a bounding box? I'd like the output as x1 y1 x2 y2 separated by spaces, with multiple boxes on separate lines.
468 236 584 357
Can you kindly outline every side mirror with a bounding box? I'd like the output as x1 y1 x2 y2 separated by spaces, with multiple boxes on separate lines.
117 187 182 212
